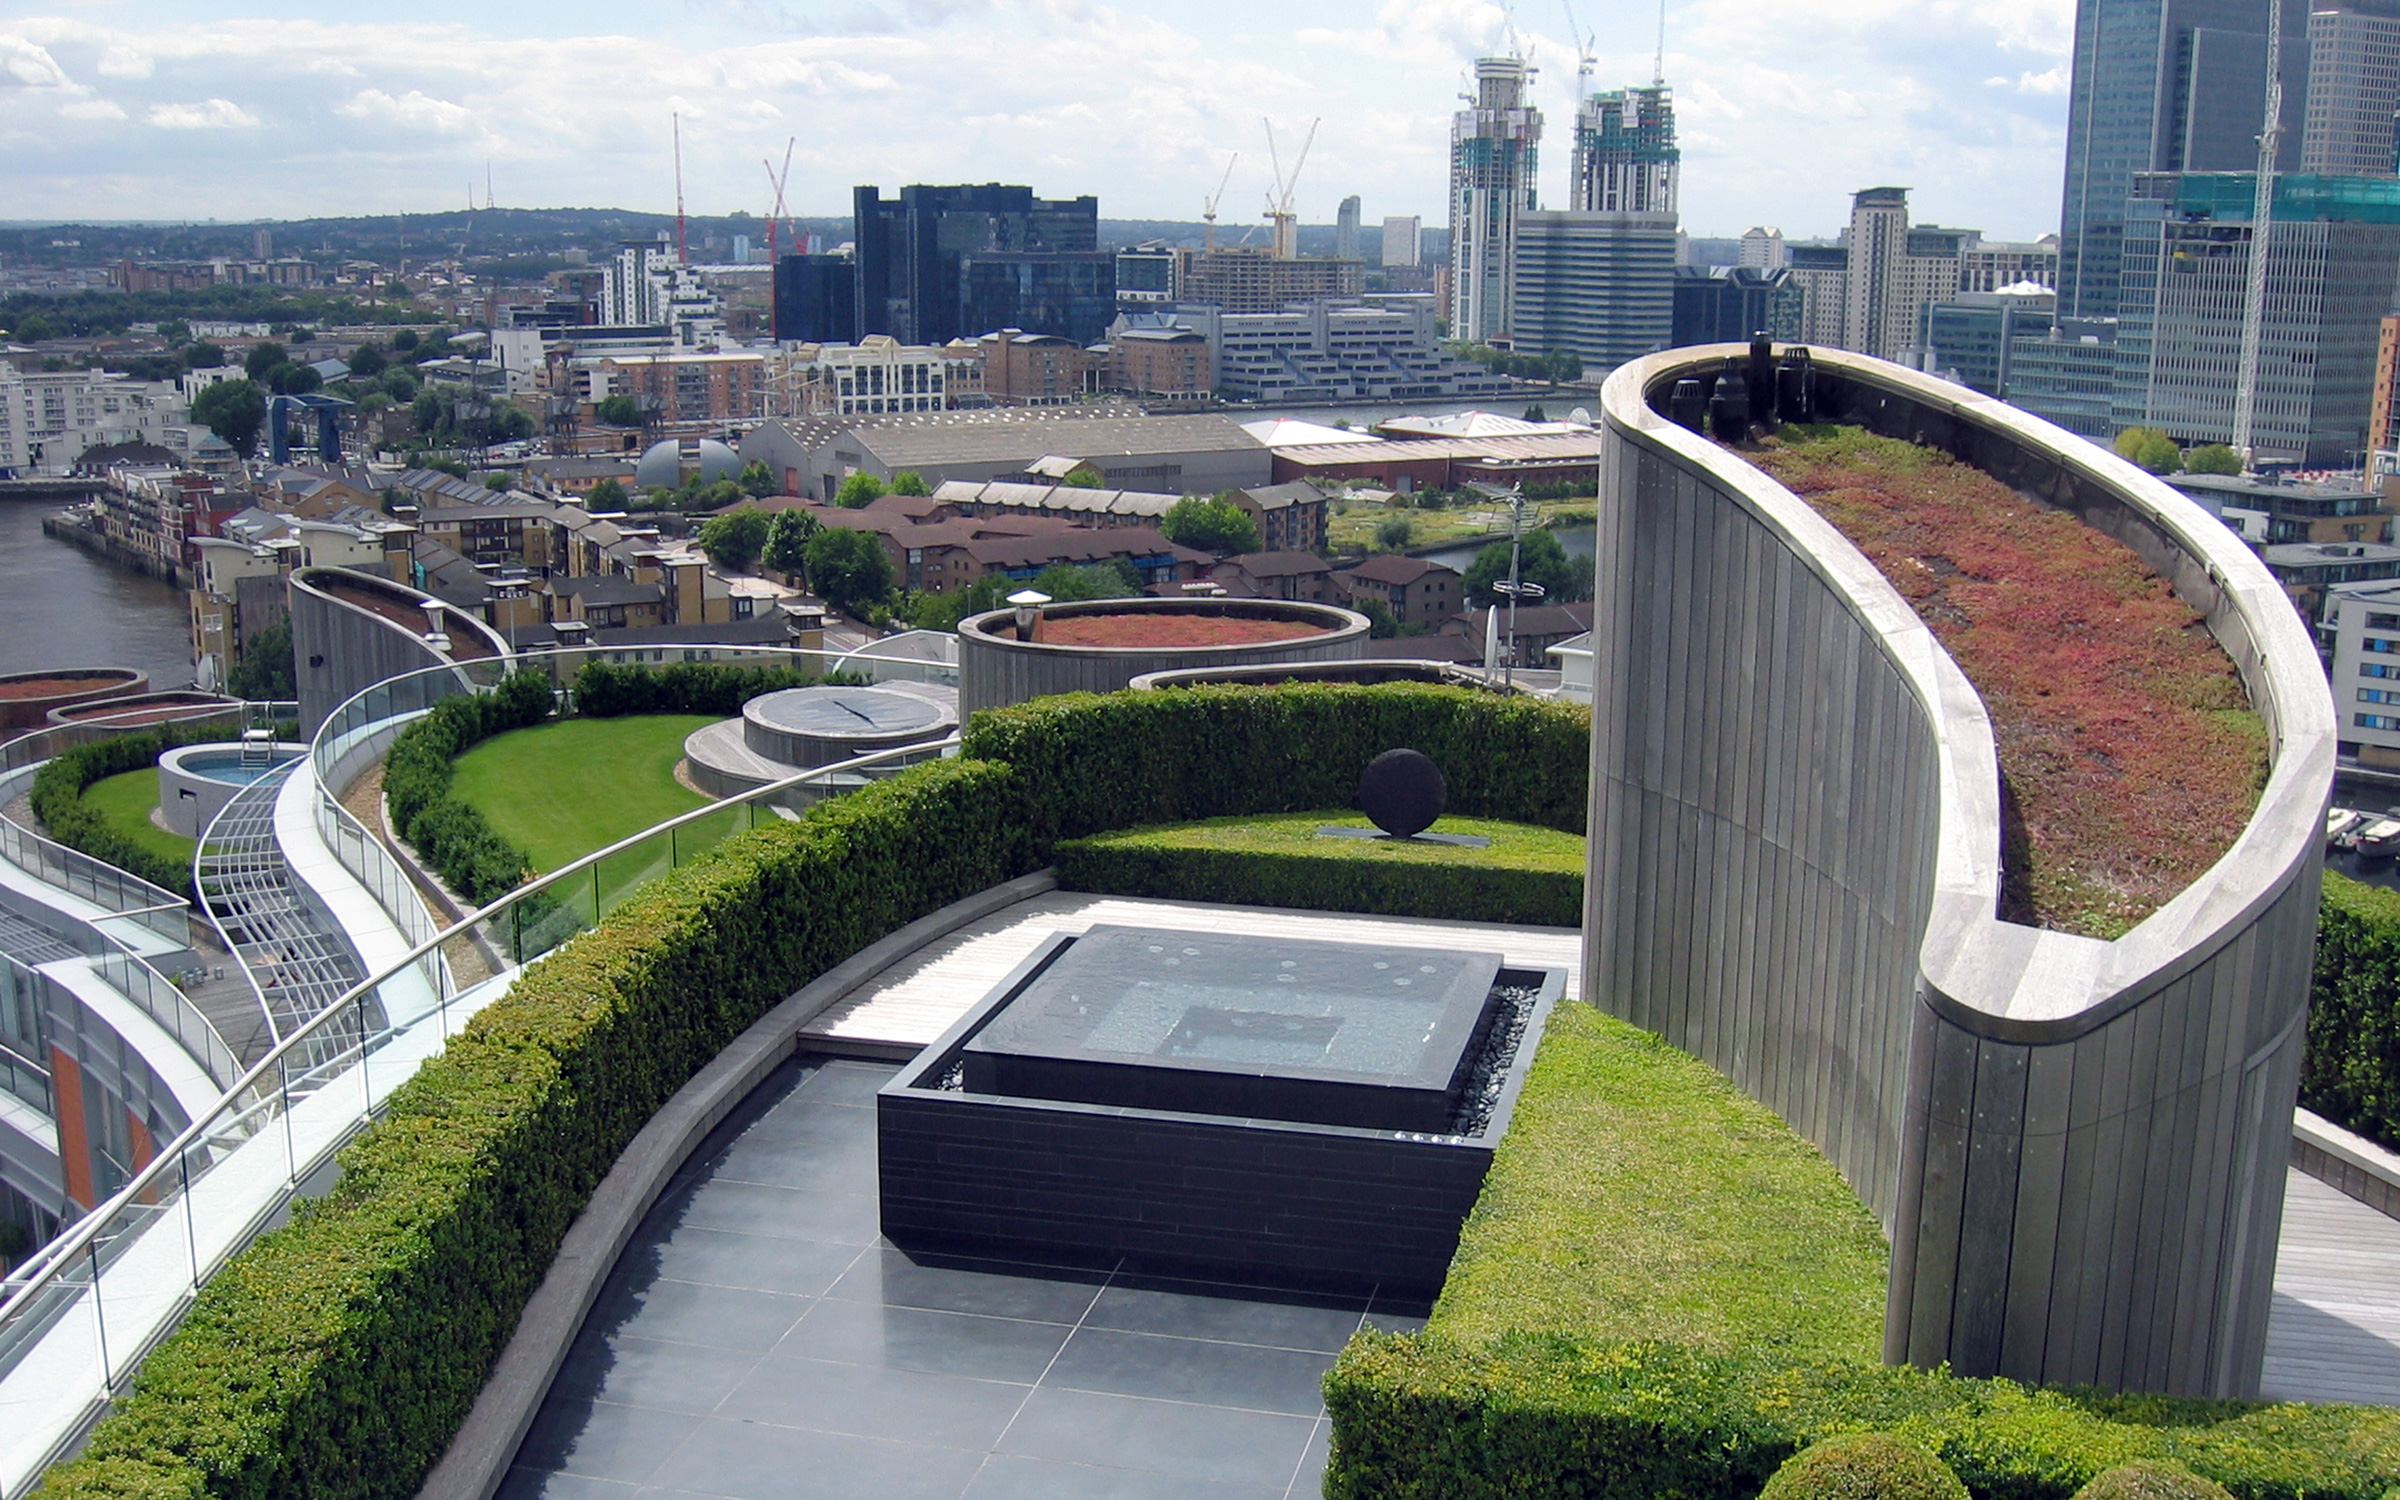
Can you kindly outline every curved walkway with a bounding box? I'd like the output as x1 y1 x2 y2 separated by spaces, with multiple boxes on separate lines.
193 764 365 1053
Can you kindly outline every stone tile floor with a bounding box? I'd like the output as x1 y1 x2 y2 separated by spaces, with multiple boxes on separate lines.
499 1055 1425 1500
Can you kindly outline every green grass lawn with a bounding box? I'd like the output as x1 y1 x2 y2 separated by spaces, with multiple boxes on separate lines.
80 767 199 869
448 715 716 874
1430 1001 1888 1359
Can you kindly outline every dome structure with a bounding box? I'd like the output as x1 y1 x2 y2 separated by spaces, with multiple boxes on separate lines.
634 437 744 493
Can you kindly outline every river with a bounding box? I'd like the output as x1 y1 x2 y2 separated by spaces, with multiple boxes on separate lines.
0 502 195 688
1421 525 1597 574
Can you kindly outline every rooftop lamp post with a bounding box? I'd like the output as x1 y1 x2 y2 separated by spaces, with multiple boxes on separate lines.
1007 588 1051 642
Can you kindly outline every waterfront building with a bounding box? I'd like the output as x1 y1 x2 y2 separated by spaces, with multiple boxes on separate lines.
773 337 950 419
851 183 1108 346
1510 210 1678 367
1382 215 1423 268
0 367 194 475
1449 55 1543 341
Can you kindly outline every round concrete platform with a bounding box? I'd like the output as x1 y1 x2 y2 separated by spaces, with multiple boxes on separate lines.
685 680 959 803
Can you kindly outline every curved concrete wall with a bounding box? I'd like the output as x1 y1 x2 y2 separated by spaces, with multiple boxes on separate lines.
957 599 1371 717
0 671 146 734
1590 346 2334 1398
290 569 512 735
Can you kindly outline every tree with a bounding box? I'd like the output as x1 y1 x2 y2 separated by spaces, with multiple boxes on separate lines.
349 344 387 378
226 618 295 700
595 394 641 427
267 361 321 395
586 477 629 509
1376 515 1414 550
1464 529 1591 606
737 460 777 498
1062 469 1104 489
379 366 420 403
487 398 535 443
1354 597 1401 639
484 472 512 492
391 328 420 352
11 314 54 342
1031 560 1142 601
2114 426 2183 475
697 506 773 570
804 527 894 612
2186 443 2243 475
191 378 267 456
764 508 820 572
182 341 226 368
1523 405 1548 423
890 469 932 497
244 341 288 382
1160 494 1262 555
835 471 888 508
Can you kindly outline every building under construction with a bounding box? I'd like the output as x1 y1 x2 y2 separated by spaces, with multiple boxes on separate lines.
1173 249 1366 314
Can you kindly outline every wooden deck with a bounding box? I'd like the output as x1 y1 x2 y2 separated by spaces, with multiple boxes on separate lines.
800 891 2400 1407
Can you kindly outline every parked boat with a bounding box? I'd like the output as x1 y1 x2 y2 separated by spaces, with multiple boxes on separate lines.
2330 807 2368 850
2357 816 2400 859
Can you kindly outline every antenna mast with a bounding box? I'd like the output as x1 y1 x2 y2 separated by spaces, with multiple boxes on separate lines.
2233 0 2283 467
672 112 688 265
1203 151 1239 252
1562 0 1595 100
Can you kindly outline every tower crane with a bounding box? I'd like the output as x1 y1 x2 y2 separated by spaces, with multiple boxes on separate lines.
763 137 795 261
1561 0 1596 100
1261 116 1319 260
1202 152 1239 252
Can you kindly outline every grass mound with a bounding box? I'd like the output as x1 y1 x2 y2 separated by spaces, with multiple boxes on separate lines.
1760 1434 1969 1500
1428 1001 1887 1356
1743 425 2267 938
448 715 713 873
79 767 197 869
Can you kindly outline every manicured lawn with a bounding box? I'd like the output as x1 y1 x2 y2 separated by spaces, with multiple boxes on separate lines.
80 767 199 869
448 715 716 874
1430 1001 1888 1360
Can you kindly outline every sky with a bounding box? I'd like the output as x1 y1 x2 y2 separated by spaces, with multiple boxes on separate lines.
0 0 2076 242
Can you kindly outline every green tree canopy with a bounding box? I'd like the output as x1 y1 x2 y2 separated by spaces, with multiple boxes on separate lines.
348 344 387 378
737 460 777 498
191 378 267 456
835 471 888 509
890 470 932 497
697 507 772 570
1463 529 1594 606
11 314 55 342
1160 494 1262 555
182 341 226 369
243 341 287 382
805 527 894 612
2185 443 2243 475
1375 515 1413 551
586 477 629 509
267 361 321 395
764 508 820 572
391 328 420 352
1031 560 1143 600
595 394 640 427
487 398 535 443
1062 469 1104 489
226 618 296 700
2114 426 2184 475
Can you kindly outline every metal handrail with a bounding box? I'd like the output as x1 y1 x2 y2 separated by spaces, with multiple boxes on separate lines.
0 728 959 1345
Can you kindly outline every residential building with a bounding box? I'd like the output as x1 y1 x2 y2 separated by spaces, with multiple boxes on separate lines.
2167 470 2394 542
1335 553 1463 627
1228 481 1331 552
577 351 767 426
1449 55 1544 341
1570 85 1678 215
1382 216 1422 269
1174 250 1366 314
775 337 950 418
2325 577 2400 764
2305 9 2400 176
772 253 857 344
851 183 1105 345
2057 0 2307 319
1739 227 1787 269
2375 312 2400 457
2115 171 2400 465
0 367 192 475
1104 320 1213 403
2005 316 2121 437
1510 211 1679 366
1266 432 1597 492
1115 243 1178 309
602 242 670 326
1671 265 1804 347
1843 188 1922 361
1217 551 1337 603
1918 284 2058 396
1787 242 1851 347
1337 198 1363 262
1960 235 2062 291
1466 601 1596 667
976 330 1098 405
2264 537 2400 620
1137 300 1512 403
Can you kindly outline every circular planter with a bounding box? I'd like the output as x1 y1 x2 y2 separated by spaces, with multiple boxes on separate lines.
157 740 306 838
47 690 238 729
957 598 1371 717
0 668 147 733
1127 660 1504 692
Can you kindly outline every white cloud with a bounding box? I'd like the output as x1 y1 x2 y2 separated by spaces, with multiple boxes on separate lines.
95 47 151 79
59 97 125 119
1 36 76 90
146 98 258 129
337 87 472 133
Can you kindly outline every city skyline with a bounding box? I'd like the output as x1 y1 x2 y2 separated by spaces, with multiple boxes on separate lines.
0 0 2074 240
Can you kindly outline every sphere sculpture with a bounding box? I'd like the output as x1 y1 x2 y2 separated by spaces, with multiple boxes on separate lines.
1359 749 1446 839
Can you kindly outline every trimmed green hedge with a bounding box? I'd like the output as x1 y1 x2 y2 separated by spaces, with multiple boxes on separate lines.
961 683 1592 845
1758 1433 1969 1500
382 671 554 905
29 722 245 901
1057 810 1587 927
41 756 1035 1500
568 659 861 718
2305 871 2400 1149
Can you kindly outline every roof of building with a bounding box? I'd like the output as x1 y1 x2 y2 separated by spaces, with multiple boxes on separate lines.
1373 411 1587 439
1276 432 1600 466
420 501 565 524
1467 602 1596 637
1239 417 1382 448
2263 541 2400 567
864 492 949 520
950 526 1208 573
840 411 1264 468
1223 551 1333 579
931 479 1180 519
1340 553 1456 586
595 616 802 647
525 457 640 480
554 575 668 606
1237 481 1328 511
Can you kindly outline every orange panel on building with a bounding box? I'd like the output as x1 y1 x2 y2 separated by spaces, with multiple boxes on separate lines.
50 1048 92 1213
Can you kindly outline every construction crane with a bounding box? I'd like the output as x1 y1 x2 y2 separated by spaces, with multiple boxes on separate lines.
672 111 688 265
763 137 795 261
1261 117 1318 260
2233 0 2285 468
1202 152 1239 252
1561 0 1596 101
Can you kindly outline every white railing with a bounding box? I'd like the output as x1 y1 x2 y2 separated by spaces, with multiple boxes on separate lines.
0 653 957 1497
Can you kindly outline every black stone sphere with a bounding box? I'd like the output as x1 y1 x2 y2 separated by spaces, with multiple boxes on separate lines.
1359 749 1447 839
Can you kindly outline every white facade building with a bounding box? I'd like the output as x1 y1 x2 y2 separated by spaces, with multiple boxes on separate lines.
0 368 191 474
1448 56 1543 342
776 336 951 417
1382 215 1423 269
2327 578 2400 768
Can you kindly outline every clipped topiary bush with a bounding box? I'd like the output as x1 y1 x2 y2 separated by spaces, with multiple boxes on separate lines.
1760 1433 1969 1500
2070 1462 2238 1500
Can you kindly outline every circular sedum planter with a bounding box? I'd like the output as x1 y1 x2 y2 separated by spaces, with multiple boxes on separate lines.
956 597 1370 717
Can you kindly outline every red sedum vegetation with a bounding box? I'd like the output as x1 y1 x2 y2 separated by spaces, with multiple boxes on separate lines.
1035 613 1327 648
1745 427 2267 938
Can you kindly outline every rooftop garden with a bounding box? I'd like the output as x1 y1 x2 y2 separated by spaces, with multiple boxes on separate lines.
1743 426 2268 938
447 714 712 874
1032 612 1329 647
78 766 198 870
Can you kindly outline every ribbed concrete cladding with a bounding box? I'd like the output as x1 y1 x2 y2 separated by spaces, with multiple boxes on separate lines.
1591 346 2334 1398
289 568 513 734
955 598 1371 717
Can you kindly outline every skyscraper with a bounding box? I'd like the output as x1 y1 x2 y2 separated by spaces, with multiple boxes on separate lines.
1843 188 1914 360
1571 85 1679 214
1336 196 1362 262
1448 56 1542 341
1510 210 1677 365
2056 0 2309 319
2303 8 2400 175
1382 215 1422 268
851 183 1107 345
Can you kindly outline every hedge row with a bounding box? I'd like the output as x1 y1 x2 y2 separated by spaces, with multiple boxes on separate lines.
2305 872 2400 1150
960 683 1592 845
42 756 1036 1500
1323 1334 2400 1500
382 672 554 905
568 659 860 719
28 722 245 901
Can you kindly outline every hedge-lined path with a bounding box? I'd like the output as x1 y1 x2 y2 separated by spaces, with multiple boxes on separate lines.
796 890 1584 1055
499 1054 1414 1500
2263 1168 2400 1404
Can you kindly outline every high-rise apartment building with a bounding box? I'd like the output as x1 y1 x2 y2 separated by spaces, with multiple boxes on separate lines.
1173 249 1365 314
1843 188 1915 360
1739 227 1788 269
1449 56 1542 341
1571 86 1679 214
1787 243 1851 346
2113 171 2400 465
603 242 671 326
1382 216 1422 268
1337 197 1363 262
851 183 1108 346
2303 8 2400 175
2056 0 2308 319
